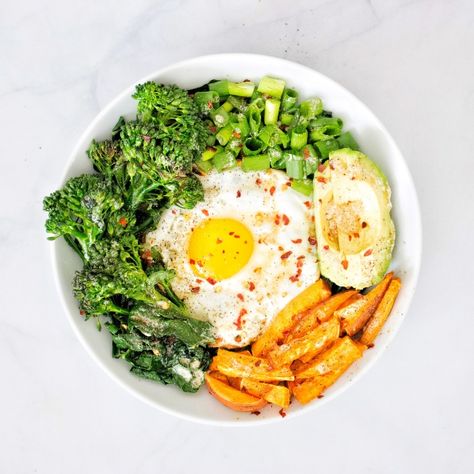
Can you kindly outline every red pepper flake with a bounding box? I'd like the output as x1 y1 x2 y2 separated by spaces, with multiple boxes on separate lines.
342 259 349 270
329 162 335 170
207 277 217 285
364 249 373 257
281 250 292 260
297 259 304 268
279 408 287 418
278 246 284 251
229 231 235 235
289 275 299 282
171 209 177 215
207 100 214 109
353 232 360 239
317 164 326 172
232 131 241 138
189 258 196 265
234 308 248 329
118 216 128 227
292 238 302 244
234 335 242 343
308 236 317 246
362 221 367 228
269 186 276 196
201 209 209 216
79 310 85 316
297 255 305 260
234 234 240 239
274 214 281 225
286 181 292 186
142 249 152 261
143 135 151 143
282 214 290 225
196 279 203 284
317 394 324 399
303 148 310 159
216 238 223 244
248 281 255 291
317 176 327 183
251 411 261 416
323 245 329 250
304 201 312 209
191 286 200 293
236 190 241 198
256 178 262 186
237 293 244 302
197 260 203 267
209 125 217 134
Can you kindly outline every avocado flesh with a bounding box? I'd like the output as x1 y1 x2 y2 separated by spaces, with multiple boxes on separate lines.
313 148 395 289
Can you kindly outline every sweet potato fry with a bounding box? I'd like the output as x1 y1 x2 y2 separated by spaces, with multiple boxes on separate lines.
294 336 365 379
240 379 290 408
251 279 331 356
205 373 267 412
292 338 365 404
360 278 401 345
208 370 229 384
267 316 340 367
338 273 393 336
289 290 357 340
214 349 294 382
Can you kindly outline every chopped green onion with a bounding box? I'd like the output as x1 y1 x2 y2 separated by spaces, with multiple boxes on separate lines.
251 96 265 113
280 112 294 126
246 104 262 134
216 123 234 145
277 128 290 148
309 117 343 141
291 179 314 196
201 147 219 161
337 131 359 150
264 99 281 125
194 91 220 114
285 153 306 179
281 88 298 111
314 139 340 158
226 138 243 156
241 154 270 172
257 76 286 99
210 106 230 127
291 125 308 150
228 95 248 112
243 137 265 156
232 114 250 138
268 146 286 169
209 80 229 97
228 81 255 97
206 133 216 146
300 144 319 175
212 150 237 171
195 158 214 173
300 97 323 119
221 100 234 112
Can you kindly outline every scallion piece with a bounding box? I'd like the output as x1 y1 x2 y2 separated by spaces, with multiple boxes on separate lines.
194 91 220 114
228 95 248 112
195 158 214 173
291 125 308 150
226 138 243 156
291 179 314 196
268 146 286 169
264 98 281 125
201 146 219 161
280 112 294 126
221 100 234 112
209 80 229 97
309 117 343 141
285 153 306 179
212 150 237 171
257 76 286 99
281 88 298 111
300 97 323 119
243 137 265 156
241 154 270 172
210 106 230 127
300 144 319 175
228 81 255 97
314 139 340 158
246 104 262 134
216 123 234 146
337 131 360 150
251 96 265 113
232 113 250 138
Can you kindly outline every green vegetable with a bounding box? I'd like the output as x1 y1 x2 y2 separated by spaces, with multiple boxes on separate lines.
285 153 306 179
264 98 281 125
243 137 265 156
309 117 343 141
315 138 341 159
337 131 360 150
212 150 237 171
291 178 314 196
291 125 308 150
281 88 298 111
257 76 286 99
241 155 270 172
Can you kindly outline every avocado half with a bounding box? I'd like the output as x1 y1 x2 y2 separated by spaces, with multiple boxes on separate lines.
313 148 395 290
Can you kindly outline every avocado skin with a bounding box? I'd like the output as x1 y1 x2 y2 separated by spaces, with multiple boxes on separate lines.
313 148 395 290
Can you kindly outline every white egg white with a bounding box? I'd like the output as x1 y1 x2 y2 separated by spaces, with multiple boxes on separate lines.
146 168 320 347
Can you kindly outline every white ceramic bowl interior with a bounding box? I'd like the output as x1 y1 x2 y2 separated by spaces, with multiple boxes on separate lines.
52 53 421 425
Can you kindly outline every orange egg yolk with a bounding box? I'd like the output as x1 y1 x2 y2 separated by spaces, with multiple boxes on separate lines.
188 218 254 281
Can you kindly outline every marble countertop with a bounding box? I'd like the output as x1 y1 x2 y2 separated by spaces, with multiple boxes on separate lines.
1 0 473 472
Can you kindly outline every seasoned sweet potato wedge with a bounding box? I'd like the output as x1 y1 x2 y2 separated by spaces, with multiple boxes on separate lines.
289 290 357 340
240 379 290 408
268 316 340 367
205 373 267 412
252 279 331 356
360 278 401 345
294 336 365 379
214 349 294 382
337 273 393 336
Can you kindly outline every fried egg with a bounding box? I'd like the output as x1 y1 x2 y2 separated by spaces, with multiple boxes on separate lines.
146 168 320 347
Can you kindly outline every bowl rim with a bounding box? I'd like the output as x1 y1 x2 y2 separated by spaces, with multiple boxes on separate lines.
50 53 422 426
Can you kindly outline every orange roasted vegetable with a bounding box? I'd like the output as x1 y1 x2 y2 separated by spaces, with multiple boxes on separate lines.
240 379 290 408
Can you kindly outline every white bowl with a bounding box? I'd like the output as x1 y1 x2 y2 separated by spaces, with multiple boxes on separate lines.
52 53 422 425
